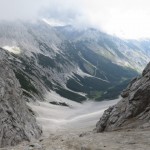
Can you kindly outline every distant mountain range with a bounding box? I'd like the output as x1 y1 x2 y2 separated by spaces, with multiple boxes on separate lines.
0 20 150 103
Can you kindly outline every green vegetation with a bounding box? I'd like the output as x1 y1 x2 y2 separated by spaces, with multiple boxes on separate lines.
95 79 131 101
37 54 55 68
55 87 86 103
88 91 103 99
66 68 135 101
75 41 138 84
49 101 69 107
67 74 110 93
14 71 39 95
42 76 53 89
83 62 95 75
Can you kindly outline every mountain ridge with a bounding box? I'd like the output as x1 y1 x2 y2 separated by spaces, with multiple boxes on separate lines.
0 20 150 148
0 20 149 103
95 62 150 132
0 51 41 147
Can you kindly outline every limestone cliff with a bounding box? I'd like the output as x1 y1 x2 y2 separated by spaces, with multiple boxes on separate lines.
96 62 150 132
0 59 41 147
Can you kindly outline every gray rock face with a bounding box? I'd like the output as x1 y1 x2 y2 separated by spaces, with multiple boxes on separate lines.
0 21 145 102
0 59 41 147
95 62 150 132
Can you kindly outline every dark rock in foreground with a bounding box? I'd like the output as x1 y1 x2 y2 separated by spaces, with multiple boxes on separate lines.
95 62 150 132
0 60 41 147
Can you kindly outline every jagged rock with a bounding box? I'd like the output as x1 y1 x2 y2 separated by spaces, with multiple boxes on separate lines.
142 62 150 76
95 62 150 132
0 60 42 147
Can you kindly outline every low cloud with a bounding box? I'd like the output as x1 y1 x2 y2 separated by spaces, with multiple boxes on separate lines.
0 0 150 39
0 0 83 21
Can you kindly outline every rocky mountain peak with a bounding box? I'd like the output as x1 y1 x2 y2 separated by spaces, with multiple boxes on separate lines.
95 62 150 132
0 58 41 147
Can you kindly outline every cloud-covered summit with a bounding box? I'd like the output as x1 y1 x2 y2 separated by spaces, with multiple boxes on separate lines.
0 0 150 39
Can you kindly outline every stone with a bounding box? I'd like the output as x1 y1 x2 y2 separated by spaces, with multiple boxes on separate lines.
0 59 42 147
95 62 150 132
29 143 42 149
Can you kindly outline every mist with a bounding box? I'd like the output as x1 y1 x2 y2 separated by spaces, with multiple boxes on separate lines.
0 0 150 39
29 98 119 135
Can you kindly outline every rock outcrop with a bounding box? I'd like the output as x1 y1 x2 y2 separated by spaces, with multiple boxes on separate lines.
95 62 150 132
0 59 42 147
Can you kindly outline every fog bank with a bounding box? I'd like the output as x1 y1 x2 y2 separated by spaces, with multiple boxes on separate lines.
29 98 120 136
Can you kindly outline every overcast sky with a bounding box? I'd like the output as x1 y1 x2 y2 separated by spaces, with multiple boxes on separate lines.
0 0 150 39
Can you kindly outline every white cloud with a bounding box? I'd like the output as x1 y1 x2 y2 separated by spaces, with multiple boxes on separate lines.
0 0 150 39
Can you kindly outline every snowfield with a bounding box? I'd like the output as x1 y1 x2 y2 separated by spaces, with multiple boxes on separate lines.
3 46 21 54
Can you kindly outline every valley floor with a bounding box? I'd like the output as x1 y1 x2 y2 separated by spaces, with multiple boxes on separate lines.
1 98 150 150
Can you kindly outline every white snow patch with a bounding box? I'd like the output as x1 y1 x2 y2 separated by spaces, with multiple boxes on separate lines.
51 43 60 54
76 67 92 78
76 67 109 83
42 18 66 27
3 46 21 54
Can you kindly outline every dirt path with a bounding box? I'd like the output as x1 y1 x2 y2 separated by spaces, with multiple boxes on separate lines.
2 129 150 150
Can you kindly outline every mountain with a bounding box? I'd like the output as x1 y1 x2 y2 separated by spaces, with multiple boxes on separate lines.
0 20 149 104
1 20 150 148
57 26 150 72
95 62 150 132
0 50 41 147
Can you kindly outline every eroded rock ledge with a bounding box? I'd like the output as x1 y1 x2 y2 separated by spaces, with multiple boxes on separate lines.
0 59 41 147
96 62 150 132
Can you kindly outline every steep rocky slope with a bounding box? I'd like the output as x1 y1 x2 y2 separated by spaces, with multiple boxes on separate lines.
0 54 41 147
95 62 150 132
57 26 150 72
0 21 142 102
